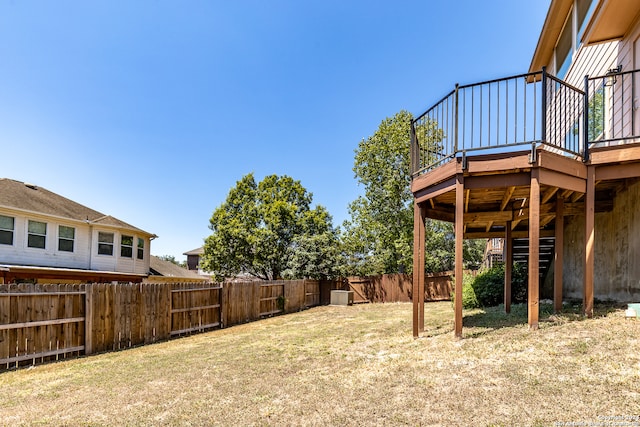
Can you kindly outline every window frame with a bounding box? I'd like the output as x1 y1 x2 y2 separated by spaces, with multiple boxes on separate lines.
137 237 144 260
98 231 115 256
554 0 596 79
27 220 47 249
121 235 133 258
0 215 14 246
58 225 75 252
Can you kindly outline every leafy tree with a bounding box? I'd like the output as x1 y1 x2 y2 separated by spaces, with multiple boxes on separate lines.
343 110 484 276
201 173 338 281
342 110 416 275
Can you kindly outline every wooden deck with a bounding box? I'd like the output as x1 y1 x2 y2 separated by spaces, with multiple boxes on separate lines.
411 143 640 337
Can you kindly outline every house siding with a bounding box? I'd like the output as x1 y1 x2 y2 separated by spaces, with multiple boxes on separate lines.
90 228 150 275
0 210 92 269
563 179 640 302
0 208 151 276
562 40 618 86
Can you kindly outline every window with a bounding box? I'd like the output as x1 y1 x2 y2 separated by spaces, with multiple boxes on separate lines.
0 215 14 245
556 15 572 79
28 220 47 249
555 0 596 79
121 235 133 258
98 232 114 255
137 237 144 260
577 0 597 44
58 225 75 252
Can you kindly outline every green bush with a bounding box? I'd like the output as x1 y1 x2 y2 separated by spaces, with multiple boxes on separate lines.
461 273 479 309
458 263 528 309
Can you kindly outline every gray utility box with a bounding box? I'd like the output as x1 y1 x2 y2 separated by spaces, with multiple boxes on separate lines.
330 290 354 306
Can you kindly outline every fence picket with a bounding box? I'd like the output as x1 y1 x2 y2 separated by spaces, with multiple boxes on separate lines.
1 278 343 370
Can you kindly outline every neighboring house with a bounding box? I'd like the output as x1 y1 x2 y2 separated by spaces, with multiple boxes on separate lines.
0 178 156 283
146 255 209 283
183 246 204 272
183 245 259 281
410 0 640 336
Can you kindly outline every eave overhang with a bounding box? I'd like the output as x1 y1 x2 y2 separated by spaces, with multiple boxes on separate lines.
529 0 573 73
581 0 640 45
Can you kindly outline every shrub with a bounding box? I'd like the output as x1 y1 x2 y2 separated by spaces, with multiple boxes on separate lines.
458 263 528 309
461 273 479 309
471 265 505 308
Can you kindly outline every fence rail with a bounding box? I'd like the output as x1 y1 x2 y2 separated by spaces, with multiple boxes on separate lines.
347 272 453 303
1 279 337 370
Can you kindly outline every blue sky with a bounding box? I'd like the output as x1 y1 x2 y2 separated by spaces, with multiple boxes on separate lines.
0 1 550 261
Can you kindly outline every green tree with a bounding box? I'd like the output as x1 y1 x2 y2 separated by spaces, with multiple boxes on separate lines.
201 173 337 281
342 110 416 275
343 110 484 276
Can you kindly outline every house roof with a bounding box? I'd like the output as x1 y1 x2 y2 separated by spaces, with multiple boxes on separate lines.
183 246 204 256
530 0 640 73
0 263 148 283
149 255 206 280
0 178 154 236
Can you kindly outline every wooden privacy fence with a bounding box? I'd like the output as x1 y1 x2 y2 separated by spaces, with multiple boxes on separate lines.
347 272 454 303
0 284 86 368
222 280 334 326
0 279 336 370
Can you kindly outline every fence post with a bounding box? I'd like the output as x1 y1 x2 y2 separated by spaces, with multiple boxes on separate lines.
221 283 228 328
84 283 93 355
583 74 590 162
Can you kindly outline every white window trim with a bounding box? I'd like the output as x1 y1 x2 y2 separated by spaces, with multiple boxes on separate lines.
0 214 14 246
58 225 75 253
27 219 47 250
97 231 115 256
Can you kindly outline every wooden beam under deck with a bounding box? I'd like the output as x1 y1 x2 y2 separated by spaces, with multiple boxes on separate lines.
465 229 555 239
414 177 456 204
454 174 464 338
464 173 530 190
538 169 585 193
595 162 640 181
537 150 587 178
500 186 516 211
589 143 640 165
412 202 423 338
554 197 564 313
411 160 458 193
584 166 595 318
466 151 531 173
528 169 540 330
504 223 512 314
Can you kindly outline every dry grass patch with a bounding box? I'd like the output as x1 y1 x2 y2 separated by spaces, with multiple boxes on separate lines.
1 302 639 426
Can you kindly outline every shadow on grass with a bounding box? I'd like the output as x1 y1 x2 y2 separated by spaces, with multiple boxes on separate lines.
461 300 624 338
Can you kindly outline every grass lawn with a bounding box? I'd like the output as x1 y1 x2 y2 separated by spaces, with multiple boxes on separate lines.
1 301 639 426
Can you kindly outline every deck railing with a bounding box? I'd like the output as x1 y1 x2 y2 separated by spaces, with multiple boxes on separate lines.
585 68 640 156
411 68 587 176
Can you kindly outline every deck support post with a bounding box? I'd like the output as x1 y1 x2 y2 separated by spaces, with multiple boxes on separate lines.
528 169 540 330
584 166 595 317
454 174 464 338
412 201 426 337
554 196 564 313
504 222 512 314
418 207 426 333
